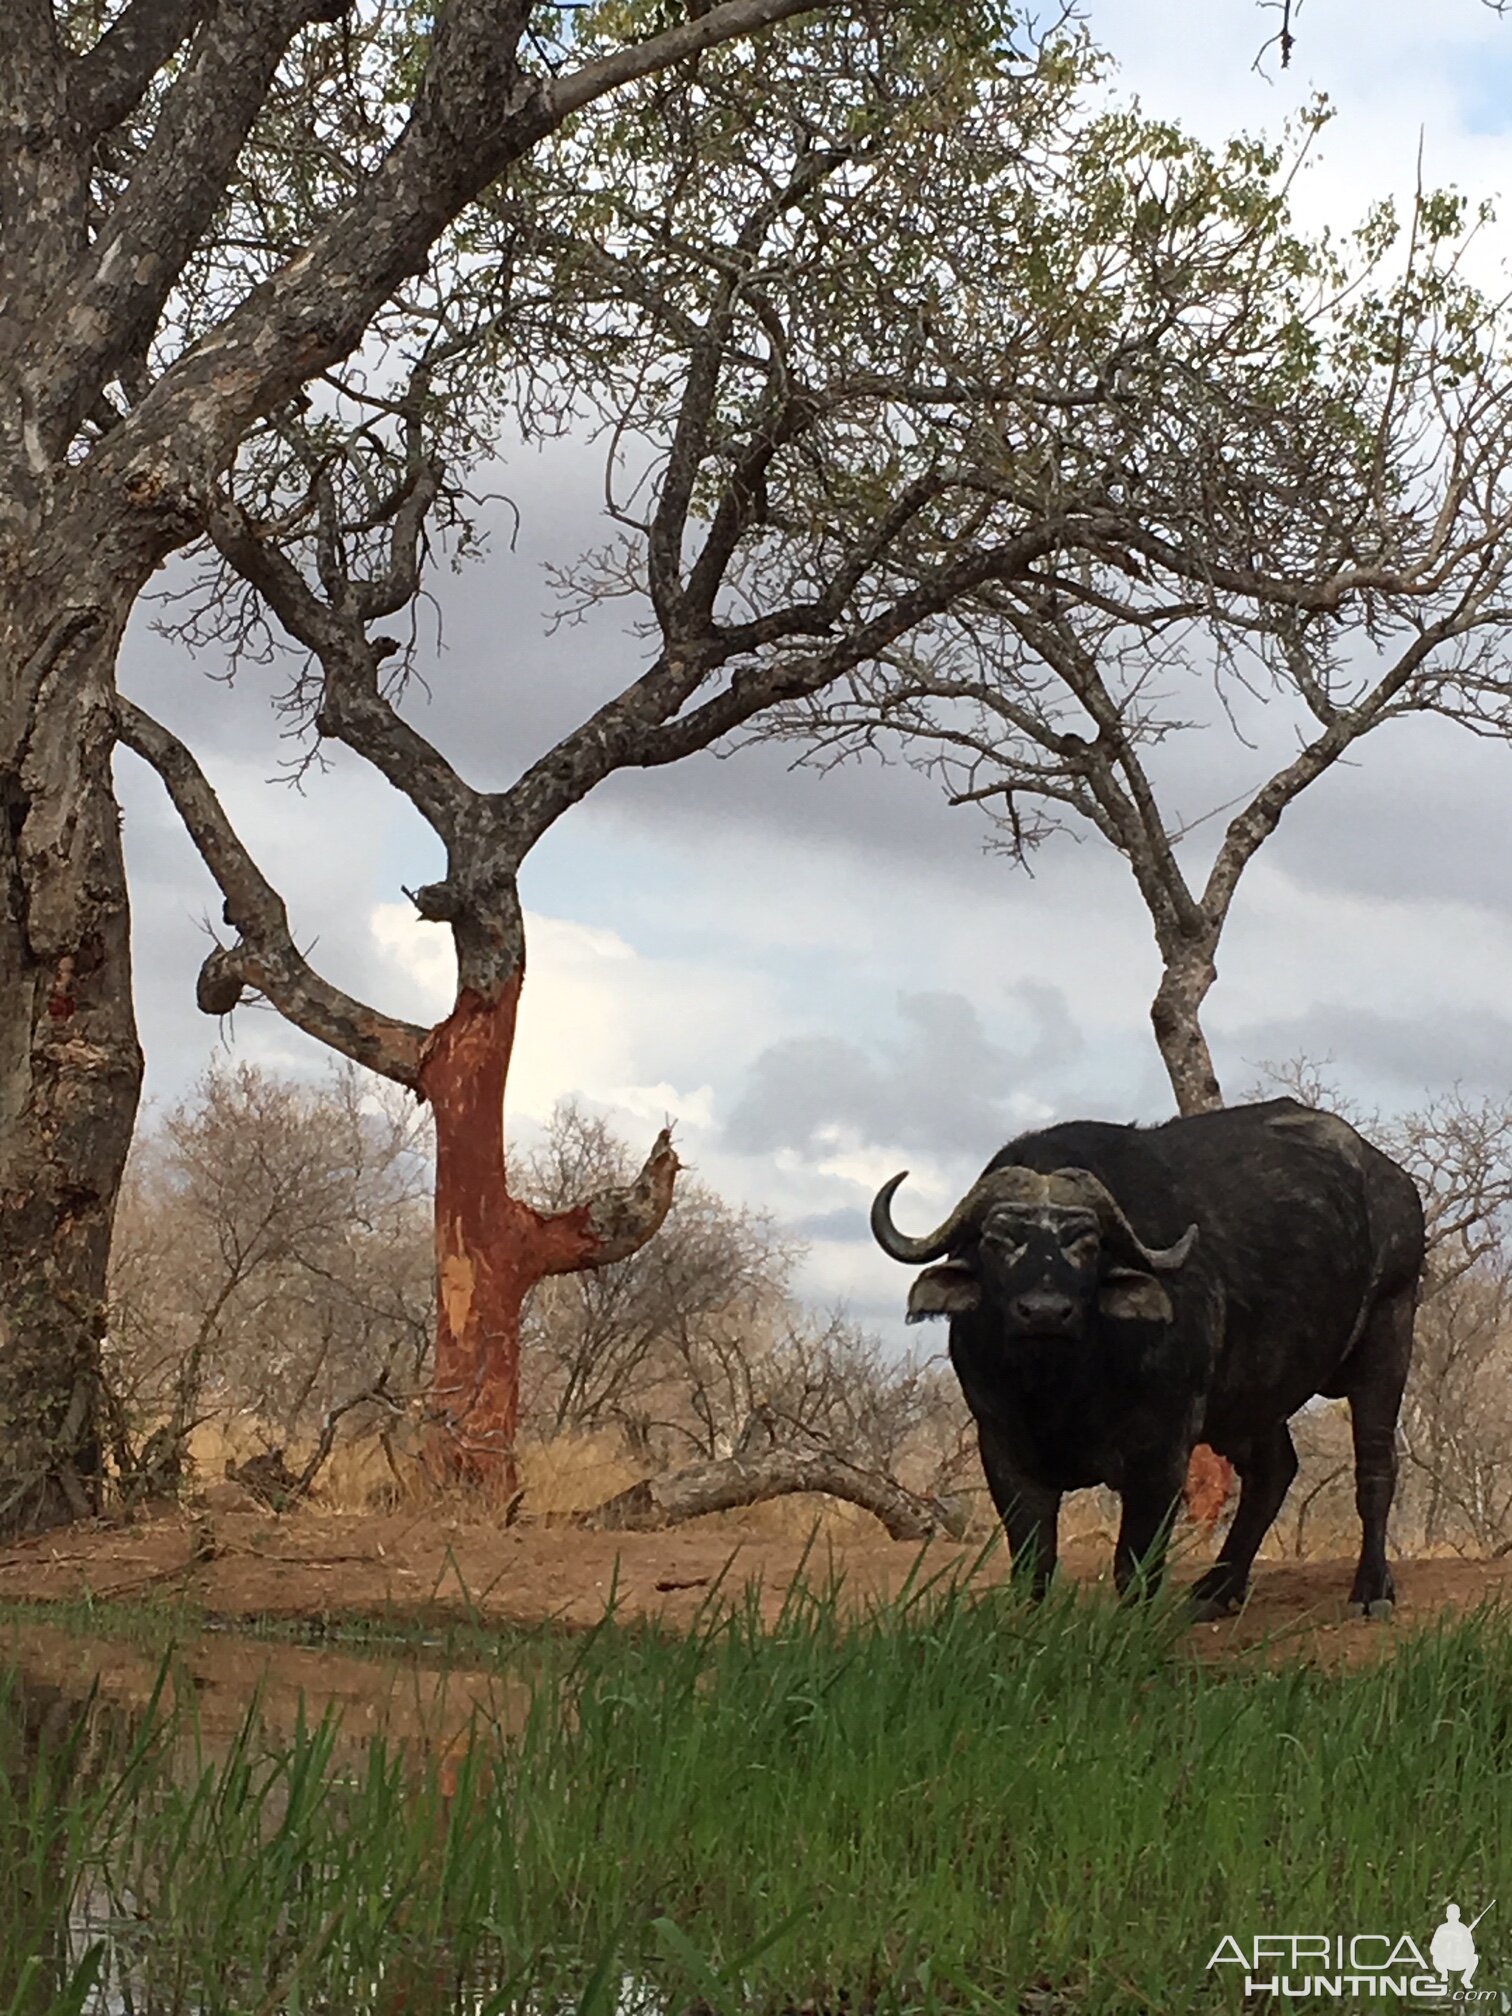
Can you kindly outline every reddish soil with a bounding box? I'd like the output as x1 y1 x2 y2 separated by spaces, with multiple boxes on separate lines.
0 1506 1508 1673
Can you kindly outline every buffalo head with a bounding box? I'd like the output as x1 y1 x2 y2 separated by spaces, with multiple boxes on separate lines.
871 1165 1198 1338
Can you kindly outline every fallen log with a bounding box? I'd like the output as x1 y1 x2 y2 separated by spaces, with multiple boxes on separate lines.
573 1447 970 1543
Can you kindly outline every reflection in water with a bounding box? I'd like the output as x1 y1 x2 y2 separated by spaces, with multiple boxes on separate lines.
0 1670 167 2014
0 1672 79 2012
3 1620 534 1763
0 1623 545 2016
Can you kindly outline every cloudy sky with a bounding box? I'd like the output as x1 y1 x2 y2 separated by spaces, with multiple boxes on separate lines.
116 0 1512 1344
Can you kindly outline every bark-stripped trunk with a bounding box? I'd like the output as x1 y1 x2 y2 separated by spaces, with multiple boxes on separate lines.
414 964 679 1498
114 710 688 1504
0 588 143 1538
1183 1442 1232 1533
417 980 534 1492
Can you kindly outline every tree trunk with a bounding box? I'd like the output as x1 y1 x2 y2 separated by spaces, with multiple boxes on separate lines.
1291 1462 1348 1559
0 592 142 1539
414 975 679 1498
1150 949 1223 1117
1149 944 1236 1521
575 1447 971 1543
103 707 691 1507
416 980 535 1497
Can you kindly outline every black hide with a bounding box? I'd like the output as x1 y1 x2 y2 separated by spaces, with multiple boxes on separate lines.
884 1098 1425 1617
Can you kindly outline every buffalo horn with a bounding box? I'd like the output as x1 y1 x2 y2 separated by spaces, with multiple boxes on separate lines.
870 1166 1057 1264
1047 1168 1198 1272
870 1163 1198 1273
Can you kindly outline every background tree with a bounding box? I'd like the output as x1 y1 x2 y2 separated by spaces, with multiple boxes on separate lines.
515 1100 963 1501
118 18 1509 1493
0 0 852 1535
106 1062 433 1496
105 1076 971 1530
517 1101 795 1448
1260 1058 1512 1558
777 179 1512 1114
1371 1090 1512 1553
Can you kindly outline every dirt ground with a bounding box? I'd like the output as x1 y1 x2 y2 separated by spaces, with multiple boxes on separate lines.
0 1502 1509 1671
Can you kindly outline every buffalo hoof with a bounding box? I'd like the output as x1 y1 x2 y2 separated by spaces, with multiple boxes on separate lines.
1189 1589 1245 1624
1346 1598 1396 1623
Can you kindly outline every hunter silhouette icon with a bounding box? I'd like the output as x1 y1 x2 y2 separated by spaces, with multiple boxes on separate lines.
1431 1900 1493 1986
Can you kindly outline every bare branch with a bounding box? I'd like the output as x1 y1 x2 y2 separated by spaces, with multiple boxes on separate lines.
573 1443 966 1543
116 697 426 1082
203 490 481 844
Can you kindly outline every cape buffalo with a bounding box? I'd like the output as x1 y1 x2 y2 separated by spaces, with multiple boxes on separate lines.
871 1098 1425 1619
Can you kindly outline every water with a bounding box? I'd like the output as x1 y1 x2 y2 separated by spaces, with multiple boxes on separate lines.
3 1617 533 1764
0 1620 540 2015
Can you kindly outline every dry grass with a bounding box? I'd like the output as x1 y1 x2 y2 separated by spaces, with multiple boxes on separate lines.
175 1415 1396 1560
185 1417 941 1538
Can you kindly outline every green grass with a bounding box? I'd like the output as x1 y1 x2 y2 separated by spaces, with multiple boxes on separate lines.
2 1569 1510 2015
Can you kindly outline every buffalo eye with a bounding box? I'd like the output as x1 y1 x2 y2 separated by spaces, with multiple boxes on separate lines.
983 1235 1027 1264
1063 1233 1100 1267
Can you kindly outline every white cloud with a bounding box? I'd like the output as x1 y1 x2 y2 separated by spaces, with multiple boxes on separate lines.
1216 860 1512 1032
368 901 777 1135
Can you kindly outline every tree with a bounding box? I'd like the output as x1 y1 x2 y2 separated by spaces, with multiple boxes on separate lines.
777 175 1512 1114
118 18 1511 1495
1258 1059 1512 1555
0 0 857 1536
516 1101 967 1506
107 1062 434 1492
1380 1089 1512 1553
105 1074 971 1533
1399 1261 1512 1553
517 1101 795 1447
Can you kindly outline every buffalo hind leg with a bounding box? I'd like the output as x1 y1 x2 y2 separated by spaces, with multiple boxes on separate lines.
1344 1286 1414 1619
1190 1423 1298 1621
978 1423 1060 1599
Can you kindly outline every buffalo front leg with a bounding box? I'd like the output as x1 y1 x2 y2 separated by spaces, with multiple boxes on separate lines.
1345 1286 1414 1619
1114 1453 1190 1601
977 1423 1060 1598
1189 1423 1298 1620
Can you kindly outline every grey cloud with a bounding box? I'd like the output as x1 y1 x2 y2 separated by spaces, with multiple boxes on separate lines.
112 409 1512 1150
724 983 1085 1159
787 1207 871 1243
1221 1002 1512 1104
1013 977 1087 1076
725 1033 885 1156
1262 724 1512 921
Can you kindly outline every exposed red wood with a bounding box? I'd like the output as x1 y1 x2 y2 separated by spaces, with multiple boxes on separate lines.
534 1125 681 1276
415 978 683 1496
417 980 530 1495
1184 1443 1234 1533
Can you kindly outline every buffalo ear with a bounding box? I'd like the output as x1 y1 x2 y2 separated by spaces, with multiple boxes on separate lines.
1098 1268 1173 1325
908 1260 981 1322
